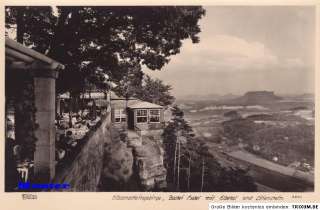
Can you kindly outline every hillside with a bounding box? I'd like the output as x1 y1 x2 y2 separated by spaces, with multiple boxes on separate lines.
177 93 239 102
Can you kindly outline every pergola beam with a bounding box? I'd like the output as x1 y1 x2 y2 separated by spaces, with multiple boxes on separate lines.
5 38 65 70
5 47 34 63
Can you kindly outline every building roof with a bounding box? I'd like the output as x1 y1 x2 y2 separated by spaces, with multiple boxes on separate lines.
109 91 138 100
109 91 126 100
109 91 162 109
95 99 108 107
59 91 106 99
5 38 64 71
228 150 314 185
127 101 163 109
80 92 106 99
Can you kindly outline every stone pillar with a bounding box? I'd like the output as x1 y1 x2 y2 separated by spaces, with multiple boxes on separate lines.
33 68 58 182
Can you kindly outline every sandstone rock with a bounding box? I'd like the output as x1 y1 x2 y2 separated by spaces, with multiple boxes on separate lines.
102 141 133 183
132 137 167 190
133 137 163 158
127 131 142 147
103 127 167 191
138 165 166 180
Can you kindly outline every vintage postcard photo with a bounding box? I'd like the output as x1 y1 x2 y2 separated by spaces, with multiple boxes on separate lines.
3 3 316 197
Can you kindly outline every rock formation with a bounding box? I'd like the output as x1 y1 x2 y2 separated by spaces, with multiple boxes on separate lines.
102 141 134 183
100 127 167 191
231 91 282 105
132 137 167 190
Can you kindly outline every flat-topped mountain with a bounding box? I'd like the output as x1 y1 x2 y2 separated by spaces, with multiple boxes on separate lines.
230 91 282 105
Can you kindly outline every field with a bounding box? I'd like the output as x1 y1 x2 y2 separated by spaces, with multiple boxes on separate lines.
177 96 315 173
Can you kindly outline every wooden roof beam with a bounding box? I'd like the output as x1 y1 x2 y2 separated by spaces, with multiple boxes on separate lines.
5 38 65 70
5 47 34 63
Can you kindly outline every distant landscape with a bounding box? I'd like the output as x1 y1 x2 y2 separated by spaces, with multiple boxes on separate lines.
176 91 314 191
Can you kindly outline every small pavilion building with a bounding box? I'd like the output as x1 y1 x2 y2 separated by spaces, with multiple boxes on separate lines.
109 92 165 134
126 101 164 131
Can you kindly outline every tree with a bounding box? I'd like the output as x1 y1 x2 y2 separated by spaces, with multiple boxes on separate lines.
120 75 175 106
5 6 206 95
114 73 175 106
139 75 175 106
5 6 205 160
113 63 144 99
162 105 196 188
162 105 257 192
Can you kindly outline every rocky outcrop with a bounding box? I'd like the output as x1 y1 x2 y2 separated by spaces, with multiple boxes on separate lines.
99 127 137 191
102 141 134 183
100 127 167 191
133 137 167 190
231 91 282 105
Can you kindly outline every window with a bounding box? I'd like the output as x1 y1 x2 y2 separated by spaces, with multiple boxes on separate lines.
136 109 148 123
114 109 126 123
149 109 160 123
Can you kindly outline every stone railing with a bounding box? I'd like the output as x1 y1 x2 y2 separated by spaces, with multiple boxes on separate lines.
53 112 111 191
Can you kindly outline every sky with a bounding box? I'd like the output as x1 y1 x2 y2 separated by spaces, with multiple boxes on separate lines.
143 6 315 98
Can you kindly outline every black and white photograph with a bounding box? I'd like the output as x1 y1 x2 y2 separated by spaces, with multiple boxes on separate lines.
4 5 315 192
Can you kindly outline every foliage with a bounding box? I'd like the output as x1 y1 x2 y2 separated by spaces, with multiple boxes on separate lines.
8 72 38 160
187 151 256 192
5 6 205 94
112 64 144 98
138 75 175 106
5 6 205 164
162 105 257 191
162 105 194 180
221 115 315 166
114 74 175 106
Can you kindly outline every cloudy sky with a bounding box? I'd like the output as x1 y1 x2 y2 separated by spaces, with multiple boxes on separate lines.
144 6 315 98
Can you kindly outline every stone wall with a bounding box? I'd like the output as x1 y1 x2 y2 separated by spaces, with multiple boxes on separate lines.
53 113 111 191
99 127 136 191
